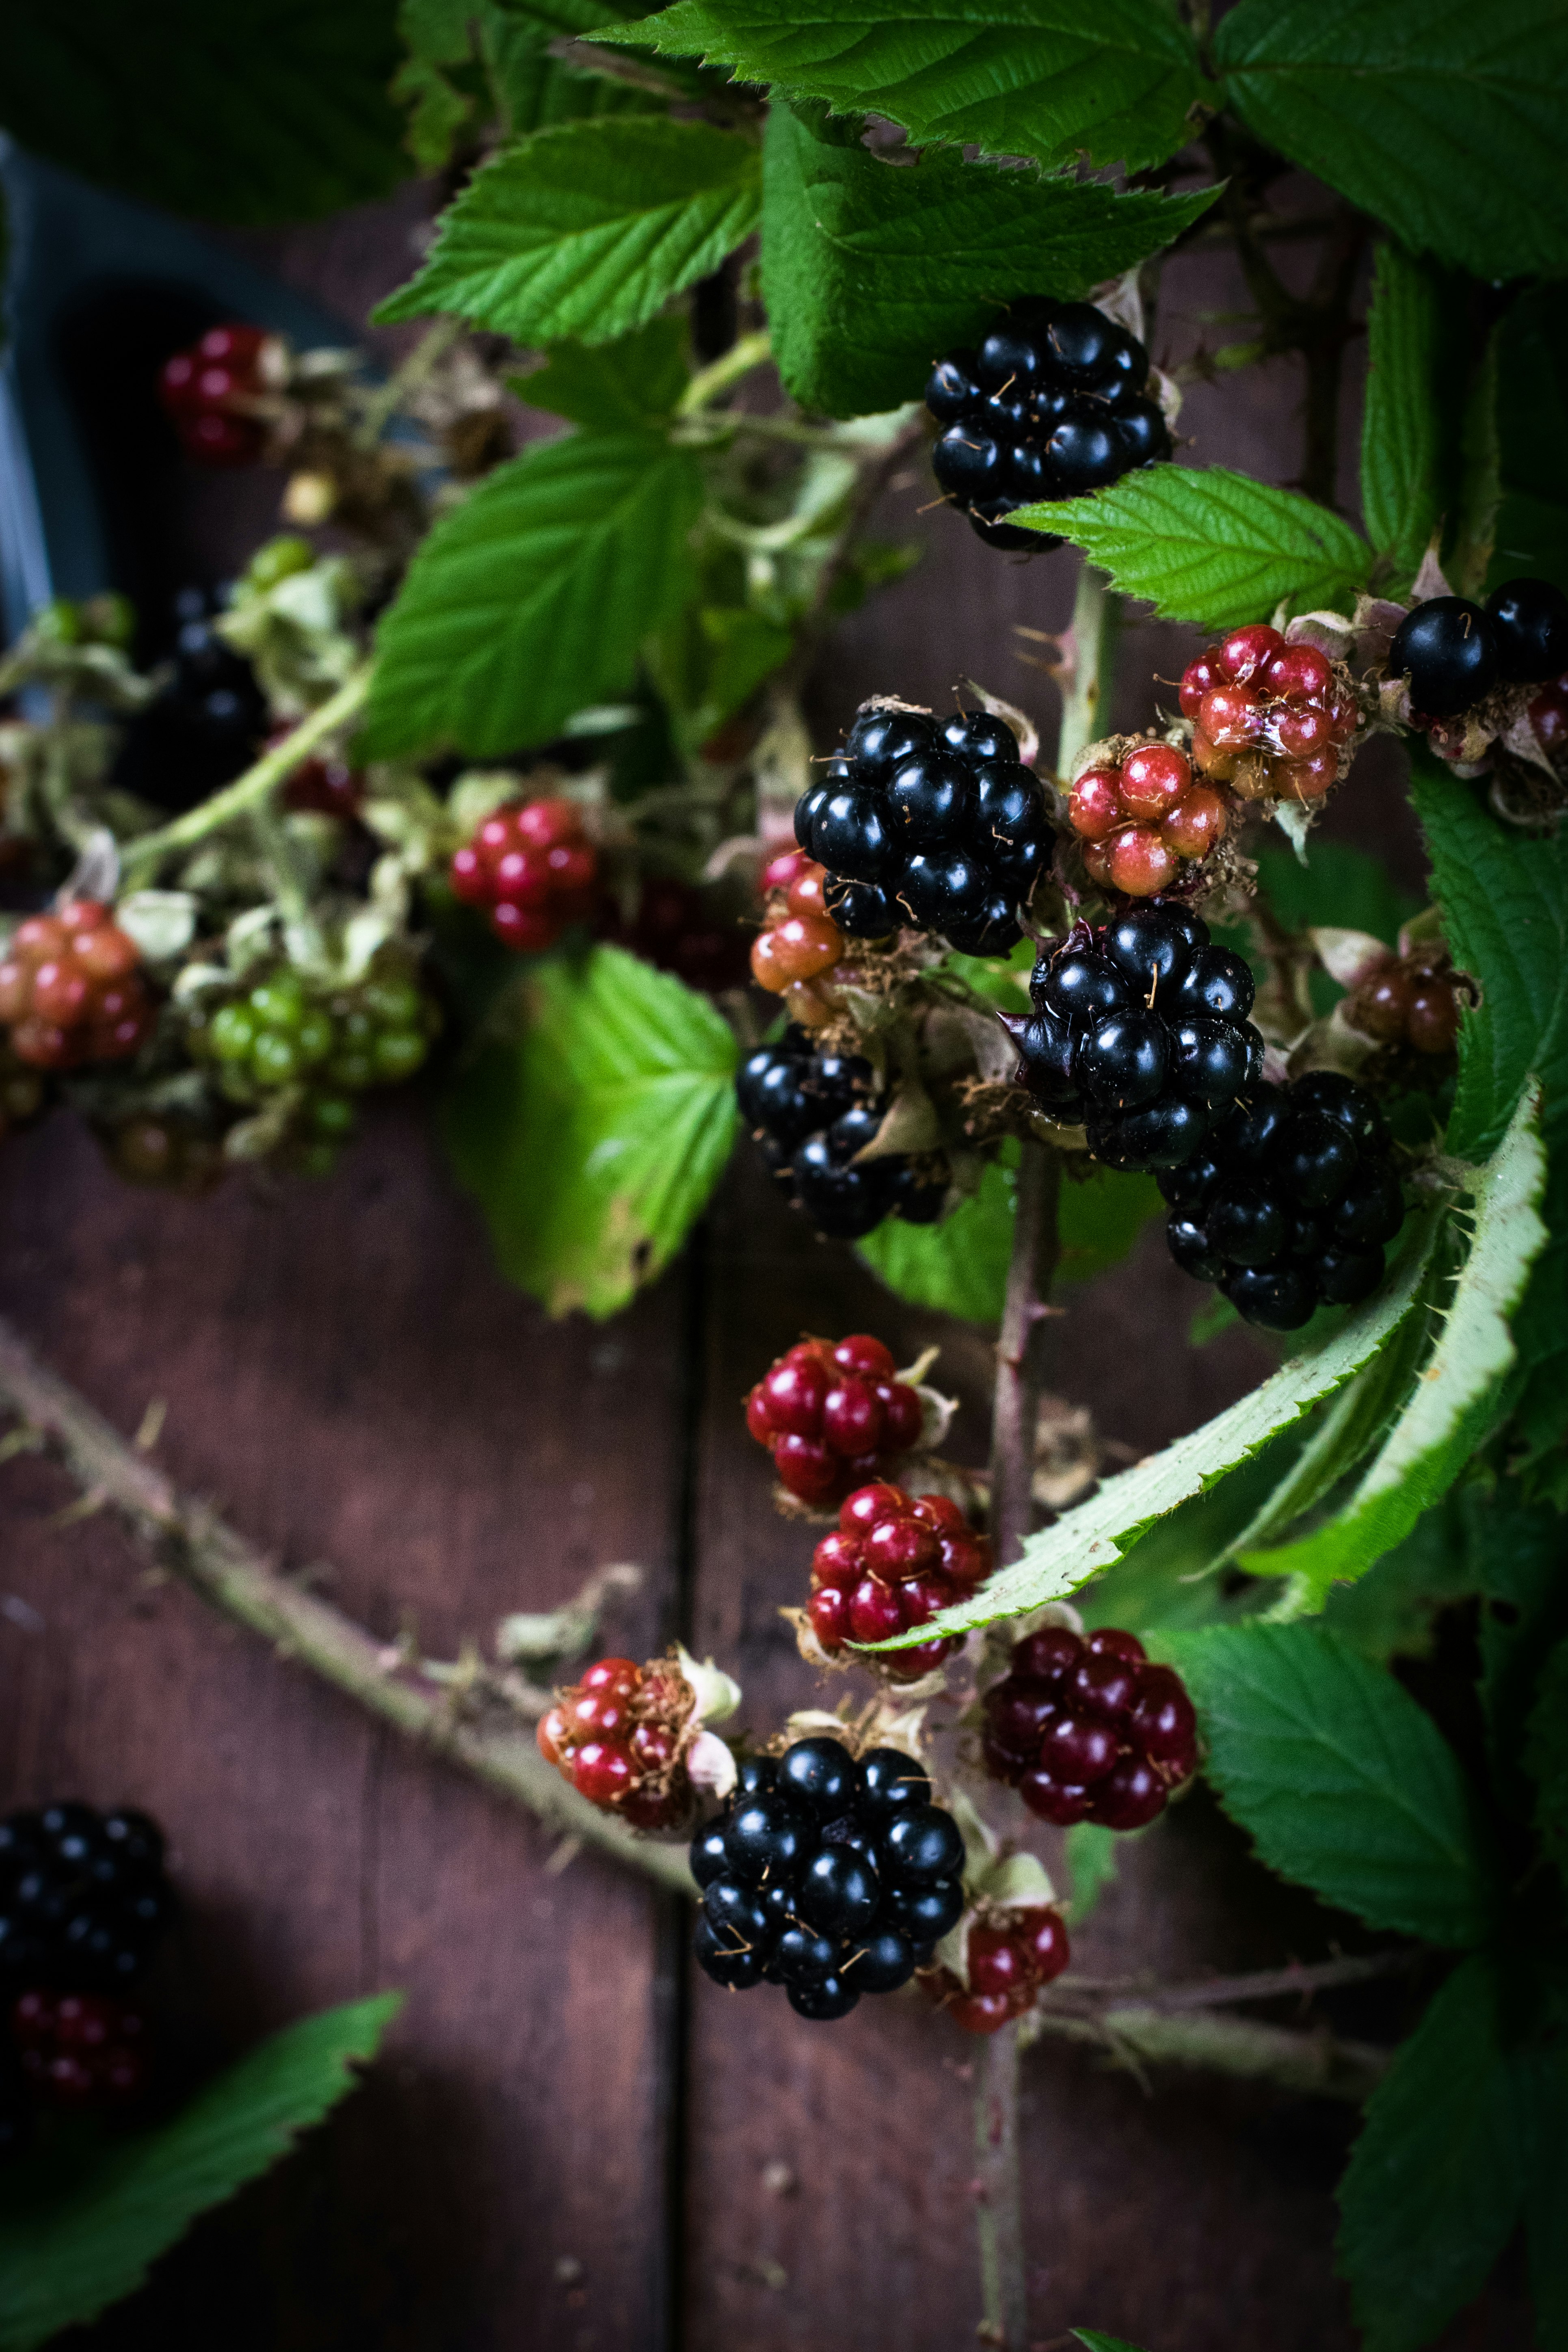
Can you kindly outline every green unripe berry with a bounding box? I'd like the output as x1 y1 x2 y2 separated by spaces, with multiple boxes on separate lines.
248 534 315 591
294 1010 335 1067
308 1093 357 1139
372 1030 427 1083
363 978 422 1030
249 976 307 1031
34 598 82 645
251 1031 301 1086
210 1004 258 1061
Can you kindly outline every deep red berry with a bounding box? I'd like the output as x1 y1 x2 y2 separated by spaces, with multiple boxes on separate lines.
1217 624 1285 683
1091 1753 1168 1830
451 799 598 952
582 1657 641 1696
747 1341 925 1503
808 1585 851 1649
832 1334 897 1382
1041 1710 1119 1784
847 1575 905 1647
984 1675 1057 1759
1014 1906 1069 1984
811 1530 863 1589
841 1482 906 1534
0 902 154 1070
1019 1766 1092 1825
1070 1651 1141 1723
571 1740 635 1805
864 1515 939 1580
822 1377 884 1457
1086 1628 1146 1665
876 1380 925 1451
805 1482 987 1675
773 1433 840 1502
967 1925 1030 1999
1128 1667 1198 1771
1184 630 1357 804
1012 1625 1083 1683
947 1987 1016 2035
761 1355 830 1436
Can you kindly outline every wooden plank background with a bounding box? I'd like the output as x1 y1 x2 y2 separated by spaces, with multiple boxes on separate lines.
0 174 1531 2350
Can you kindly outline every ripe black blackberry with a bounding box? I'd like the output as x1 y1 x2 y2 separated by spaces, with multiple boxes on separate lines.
113 587 268 813
794 705 1054 958
0 1803 174 1995
1004 903 1264 1171
926 299 1171 551
1387 580 1568 720
1160 1072 1405 1331
737 1027 948 1240
690 1739 965 2021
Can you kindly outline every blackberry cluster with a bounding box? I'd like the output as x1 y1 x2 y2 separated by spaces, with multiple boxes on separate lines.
158 322 277 467
925 1905 1068 2035
0 1804 173 1994
537 1655 692 1832
746 1333 925 1506
450 797 598 952
981 1625 1197 1827
1006 904 1263 1170
737 1028 948 1240
926 299 1171 551
0 900 155 1070
114 588 269 812
1389 578 1568 718
1181 624 1359 805
690 1739 965 2021
807 1482 991 1682
1161 1074 1405 1331
794 706 1053 957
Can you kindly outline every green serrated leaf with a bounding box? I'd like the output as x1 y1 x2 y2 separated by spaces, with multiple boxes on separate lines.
1523 1640 1568 1880
1215 0 1568 282
856 1153 1157 1323
1468 1481 1568 1827
1319 1498 1478 1665
761 100 1218 418
440 944 739 1317
1239 1089 1547 1600
857 1155 1014 1320
1161 1624 1499 1944
1073 2335 1149 2352
514 316 692 431
602 0 1209 175
375 118 761 343
1336 1957 1529 2352
484 5 657 135
363 432 703 759
873 1205 1440 1644
1491 284 1568 598
0 1994 400 2351
1075 1422 1304 1638
1412 753 1568 1160
1009 466 1372 628
1360 244 1465 584
0 2 407 225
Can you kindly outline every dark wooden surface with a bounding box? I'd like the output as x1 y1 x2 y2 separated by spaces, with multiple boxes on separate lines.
0 178 1532 2351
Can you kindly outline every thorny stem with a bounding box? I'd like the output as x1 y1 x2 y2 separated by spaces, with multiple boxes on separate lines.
1054 561 1121 781
121 667 373 881
0 1316 1407 2100
973 2021 1027 2350
354 316 465 451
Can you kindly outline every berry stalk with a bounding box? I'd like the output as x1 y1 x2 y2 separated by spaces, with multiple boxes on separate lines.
120 664 373 880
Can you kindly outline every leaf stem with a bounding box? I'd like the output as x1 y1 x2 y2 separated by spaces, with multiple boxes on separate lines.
121 667 373 884
675 330 772 417
354 316 466 451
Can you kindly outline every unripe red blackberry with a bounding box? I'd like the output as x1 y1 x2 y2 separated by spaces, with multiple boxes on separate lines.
746 1333 928 1504
13 1990 150 2107
1067 740 1227 892
0 901 155 1071
157 323 280 467
1345 948 1463 1057
805 1482 987 1681
450 797 599 952
750 855 846 995
538 1654 703 1829
926 1901 1071 2032
980 1623 1197 1827
1181 625 1359 803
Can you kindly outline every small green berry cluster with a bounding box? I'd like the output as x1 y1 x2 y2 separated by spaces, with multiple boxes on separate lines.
190 960 438 1172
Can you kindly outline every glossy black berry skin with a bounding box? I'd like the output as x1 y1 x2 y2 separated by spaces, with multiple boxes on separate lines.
1157 1076 1405 1329
1485 577 1568 685
688 1738 965 2023
735 1027 949 1243
0 1800 174 1995
1388 597 1498 718
112 588 268 813
799 703 1053 958
926 297 1170 549
1009 904 1264 1171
